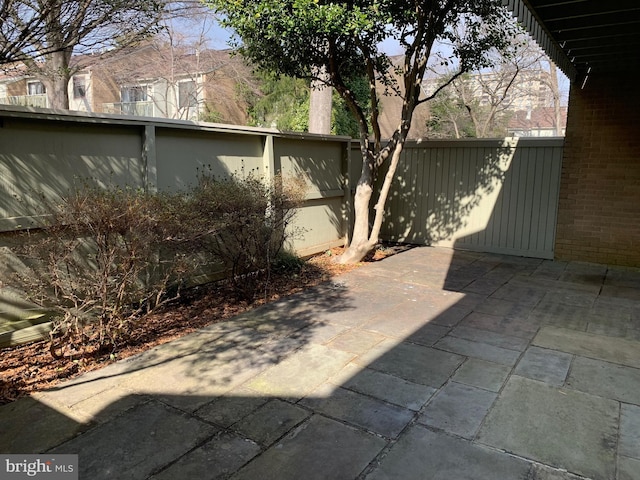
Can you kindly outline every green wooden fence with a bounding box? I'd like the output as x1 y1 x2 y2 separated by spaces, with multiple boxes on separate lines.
351 137 563 259
0 106 351 347
0 105 563 346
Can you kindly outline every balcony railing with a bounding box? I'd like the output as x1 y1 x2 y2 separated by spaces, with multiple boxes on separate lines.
0 94 48 108
102 101 155 117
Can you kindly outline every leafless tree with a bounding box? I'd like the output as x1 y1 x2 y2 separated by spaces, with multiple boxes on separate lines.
427 35 566 138
456 39 543 137
0 1 208 109
94 13 256 124
535 60 565 135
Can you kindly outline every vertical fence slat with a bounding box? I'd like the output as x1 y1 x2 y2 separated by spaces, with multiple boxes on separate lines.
522 146 537 251
143 125 157 193
530 145 544 252
376 138 563 259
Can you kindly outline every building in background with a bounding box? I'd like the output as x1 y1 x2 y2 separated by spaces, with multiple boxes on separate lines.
0 65 48 108
508 106 567 137
0 46 255 125
423 63 568 138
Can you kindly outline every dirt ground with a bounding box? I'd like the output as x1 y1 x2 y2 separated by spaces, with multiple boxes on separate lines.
0 246 403 405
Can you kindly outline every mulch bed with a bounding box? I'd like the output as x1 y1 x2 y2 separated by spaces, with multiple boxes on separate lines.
0 246 404 406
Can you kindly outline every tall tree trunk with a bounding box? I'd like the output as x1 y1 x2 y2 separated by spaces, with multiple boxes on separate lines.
39 3 71 110
453 119 461 139
41 50 71 110
548 63 562 136
339 119 411 264
309 67 332 134
340 154 375 264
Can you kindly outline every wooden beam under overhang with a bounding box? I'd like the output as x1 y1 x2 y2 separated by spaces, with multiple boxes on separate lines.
502 0 578 82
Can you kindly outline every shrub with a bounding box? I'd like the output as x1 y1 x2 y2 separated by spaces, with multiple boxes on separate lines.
271 249 305 275
11 172 307 357
187 171 306 300
14 184 194 358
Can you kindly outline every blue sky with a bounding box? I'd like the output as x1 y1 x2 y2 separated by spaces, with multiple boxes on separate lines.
192 15 404 54
193 15 568 103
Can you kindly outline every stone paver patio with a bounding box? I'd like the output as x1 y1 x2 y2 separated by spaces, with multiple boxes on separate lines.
2 246 640 479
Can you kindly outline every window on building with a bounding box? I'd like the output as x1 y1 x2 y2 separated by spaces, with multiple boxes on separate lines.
73 76 86 99
178 80 198 109
27 81 46 96
120 85 149 103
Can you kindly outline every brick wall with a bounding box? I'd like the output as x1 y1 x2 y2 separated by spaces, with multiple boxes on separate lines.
6 79 25 97
89 66 120 113
555 72 640 266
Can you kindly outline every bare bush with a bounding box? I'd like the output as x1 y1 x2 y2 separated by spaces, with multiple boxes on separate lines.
14 185 194 358
11 173 306 358
187 172 307 300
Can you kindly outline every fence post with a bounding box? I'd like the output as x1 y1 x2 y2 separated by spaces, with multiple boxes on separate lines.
262 133 276 180
142 125 158 192
343 139 353 246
